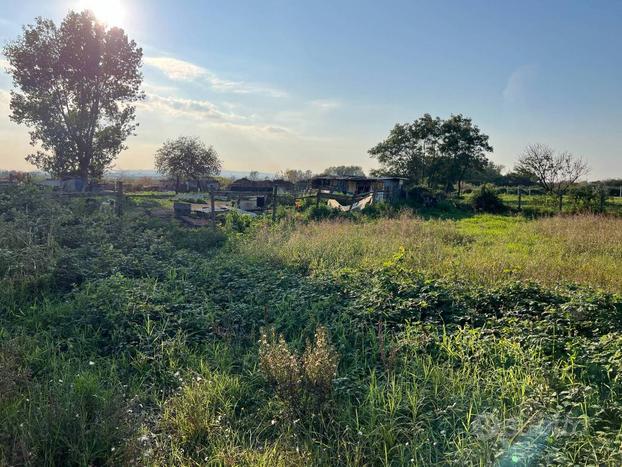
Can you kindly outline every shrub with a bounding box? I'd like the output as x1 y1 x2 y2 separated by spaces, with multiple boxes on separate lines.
471 184 506 213
570 184 608 213
259 326 339 406
259 328 302 402
407 185 439 207
224 209 254 233
302 326 339 401
305 203 338 221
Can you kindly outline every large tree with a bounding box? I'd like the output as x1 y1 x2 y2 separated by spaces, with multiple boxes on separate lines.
516 143 589 210
4 10 144 186
439 115 492 195
369 114 492 193
155 137 222 193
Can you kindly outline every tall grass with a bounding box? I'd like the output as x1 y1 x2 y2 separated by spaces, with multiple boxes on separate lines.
245 213 622 291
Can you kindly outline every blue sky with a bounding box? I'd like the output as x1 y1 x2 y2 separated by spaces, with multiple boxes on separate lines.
0 0 620 178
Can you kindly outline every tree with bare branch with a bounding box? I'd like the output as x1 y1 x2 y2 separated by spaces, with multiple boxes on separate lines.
516 143 589 211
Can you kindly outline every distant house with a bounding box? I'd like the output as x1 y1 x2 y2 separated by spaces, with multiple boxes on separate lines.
311 176 406 201
229 178 274 193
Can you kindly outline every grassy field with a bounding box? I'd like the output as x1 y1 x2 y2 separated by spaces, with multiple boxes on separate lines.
249 213 622 291
1 187 622 466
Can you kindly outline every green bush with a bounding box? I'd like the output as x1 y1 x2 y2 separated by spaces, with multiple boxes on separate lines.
471 184 506 213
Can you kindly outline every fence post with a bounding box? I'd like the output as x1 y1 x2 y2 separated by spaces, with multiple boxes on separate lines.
115 181 124 217
272 185 277 222
210 188 216 229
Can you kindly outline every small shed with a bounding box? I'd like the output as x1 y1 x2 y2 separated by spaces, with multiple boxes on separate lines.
230 178 274 193
311 176 406 201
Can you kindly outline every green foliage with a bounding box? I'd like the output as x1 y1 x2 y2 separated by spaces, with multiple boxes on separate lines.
570 184 608 213
369 113 493 192
2 188 622 465
4 11 144 180
225 209 255 233
471 184 506 213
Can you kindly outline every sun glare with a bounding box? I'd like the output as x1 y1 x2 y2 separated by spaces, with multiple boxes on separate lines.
77 0 126 27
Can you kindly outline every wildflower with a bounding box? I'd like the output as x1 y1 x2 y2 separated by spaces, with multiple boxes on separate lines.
89 361 95 366
358 431 363 436
111 447 116 452
271 419 277 425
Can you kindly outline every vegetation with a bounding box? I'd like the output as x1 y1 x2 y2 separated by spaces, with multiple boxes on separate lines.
369 113 493 194
3 11 144 185
470 184 506 213
516 144 590 211
2 186 622 466
154 136 222 193
321 166 366 177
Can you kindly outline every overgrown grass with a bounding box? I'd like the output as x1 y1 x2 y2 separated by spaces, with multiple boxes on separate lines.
245 213 622 291
2 187 622 465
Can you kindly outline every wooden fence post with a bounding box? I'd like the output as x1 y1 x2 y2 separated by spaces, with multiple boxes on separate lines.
115 181 124 217
272 185 277 222
210 188 216 229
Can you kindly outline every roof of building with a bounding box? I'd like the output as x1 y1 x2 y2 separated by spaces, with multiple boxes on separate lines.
312 176 407 181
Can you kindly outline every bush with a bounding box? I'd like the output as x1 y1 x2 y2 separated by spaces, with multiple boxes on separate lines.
570 184 608 213
471 184 506 213
259 328 302 403
259 326 339 407
302 327 339 402
224 210 254 233
407 185 440 207
305 204 338 221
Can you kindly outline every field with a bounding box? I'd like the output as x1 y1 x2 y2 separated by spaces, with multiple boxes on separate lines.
1 187 622 466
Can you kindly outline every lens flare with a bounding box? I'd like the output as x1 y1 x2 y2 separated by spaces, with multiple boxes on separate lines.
76 0 126 27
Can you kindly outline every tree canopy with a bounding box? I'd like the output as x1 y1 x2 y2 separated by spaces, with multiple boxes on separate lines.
4 10 144 184
155 136 222 192
369 114 493 194
279 169 314 183
516 143 589 210
321 166 366 177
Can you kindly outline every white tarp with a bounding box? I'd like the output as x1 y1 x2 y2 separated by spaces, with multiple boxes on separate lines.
327 194 373 212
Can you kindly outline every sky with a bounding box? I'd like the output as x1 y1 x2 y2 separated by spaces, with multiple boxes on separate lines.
0 0 620 178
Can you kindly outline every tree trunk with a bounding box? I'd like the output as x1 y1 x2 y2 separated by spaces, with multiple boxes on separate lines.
175 176 180 194
79 164 89 192
558 193 563 212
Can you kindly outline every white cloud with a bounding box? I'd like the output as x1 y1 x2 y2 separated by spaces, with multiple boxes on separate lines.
310 99 342 111
144 56 286 97
503 64 537 103
137 92 292 138
138 93 246 123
